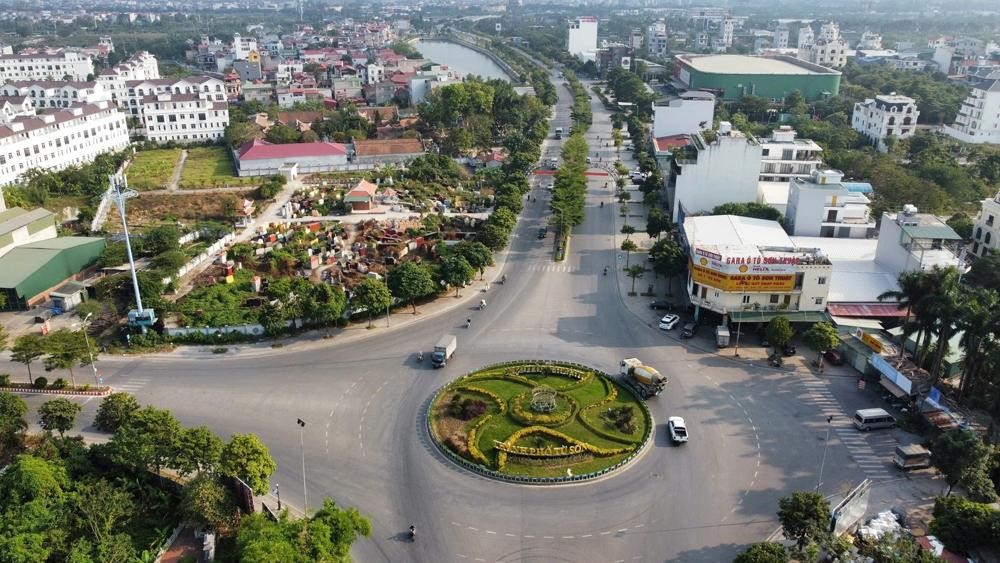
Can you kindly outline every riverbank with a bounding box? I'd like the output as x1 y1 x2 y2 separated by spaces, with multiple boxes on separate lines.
418 33 520 84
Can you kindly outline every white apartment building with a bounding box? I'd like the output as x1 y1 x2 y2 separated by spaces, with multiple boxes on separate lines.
96 51 160 107
629 30 644 51
759 126 822 182
139 93 228 144
852 94 919 152
858 31 883 50
887 56 931 72
647 21 669 58
797 26 814 49
568 16 599 61
651 92 715 138
0 52 94 82
874 206 964 275
123 76 227 117
276 62 303 85
785 169 875 238
819 22 841 42
774 26 789 49
0 80 111 109
721 19 736 48
798 38 849 68
682 215 833 322
0 100 129 186
943 70 1000 144
668 122 763 222
362 63 385 86
232 33 258 61
971 193 1000 258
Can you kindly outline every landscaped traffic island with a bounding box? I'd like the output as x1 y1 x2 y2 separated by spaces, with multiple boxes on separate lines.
428 361 652 483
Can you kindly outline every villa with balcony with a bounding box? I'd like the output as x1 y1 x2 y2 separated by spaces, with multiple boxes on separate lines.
943 70 1000 144
785 170 876 239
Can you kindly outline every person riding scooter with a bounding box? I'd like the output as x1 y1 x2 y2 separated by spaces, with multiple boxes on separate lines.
417 351 423 362
409 525 416 541
480 299 487 310
603 267 608 275
466 318 472 328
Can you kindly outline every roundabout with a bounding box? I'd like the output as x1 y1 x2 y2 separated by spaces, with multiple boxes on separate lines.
428 361 652 483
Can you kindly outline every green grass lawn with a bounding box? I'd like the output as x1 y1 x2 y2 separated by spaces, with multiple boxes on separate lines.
178 147 242 189
128 149 182 191
432 364 651 479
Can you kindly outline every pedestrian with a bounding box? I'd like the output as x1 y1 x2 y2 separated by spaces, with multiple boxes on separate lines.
485 282 490 290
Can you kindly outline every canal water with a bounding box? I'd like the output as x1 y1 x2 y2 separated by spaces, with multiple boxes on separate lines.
415 40 512 82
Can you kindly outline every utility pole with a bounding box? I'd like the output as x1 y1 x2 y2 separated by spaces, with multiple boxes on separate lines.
816 415 834 492
297 418 307 512
110 173 155 333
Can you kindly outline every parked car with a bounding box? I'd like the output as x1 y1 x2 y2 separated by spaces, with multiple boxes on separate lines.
823 349 844 365
649 300 675 311
782 343 797 356
667 416 688 443
658 314 680 330
680 322 698 339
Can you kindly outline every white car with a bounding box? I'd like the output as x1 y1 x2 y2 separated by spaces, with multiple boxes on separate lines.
658 314 680 330
668 417 688 444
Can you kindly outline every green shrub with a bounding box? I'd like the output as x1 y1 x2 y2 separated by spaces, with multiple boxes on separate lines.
212 347 228 354
33 377 48 389
0 374 9 386
929 495 1000 554
51 378 67 389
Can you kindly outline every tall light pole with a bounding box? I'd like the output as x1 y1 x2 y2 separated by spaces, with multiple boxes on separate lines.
816 415 834 492
733 280 748 357
80 312 99 385
297 418 308 512
109 173 155 333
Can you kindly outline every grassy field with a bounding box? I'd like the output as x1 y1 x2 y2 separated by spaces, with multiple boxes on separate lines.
128 149 182 191
103 190 255 229
178 147 242 189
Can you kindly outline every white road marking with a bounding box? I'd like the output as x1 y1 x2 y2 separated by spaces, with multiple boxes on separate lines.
486 530 497 535
468 526 479 531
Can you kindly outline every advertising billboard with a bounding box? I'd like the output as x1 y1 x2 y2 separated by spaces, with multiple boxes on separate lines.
690 260 796 292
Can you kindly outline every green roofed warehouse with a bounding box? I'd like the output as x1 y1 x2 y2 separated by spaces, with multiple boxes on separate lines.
672 54 841 102
0 237 105 310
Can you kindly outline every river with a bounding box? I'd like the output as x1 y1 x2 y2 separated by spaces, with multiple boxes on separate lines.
415 40 512 82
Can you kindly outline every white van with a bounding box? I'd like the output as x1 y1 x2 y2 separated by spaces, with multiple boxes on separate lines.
854 408 896 431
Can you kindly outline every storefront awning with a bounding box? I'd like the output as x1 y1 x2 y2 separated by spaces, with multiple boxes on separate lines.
826 302 909 318
879 375 908 399
729 310 828 323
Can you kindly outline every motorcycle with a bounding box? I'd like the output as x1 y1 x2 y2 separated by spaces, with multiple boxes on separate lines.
479 299 487 310
768 354 784 367
417 351 423 362
500 274 507 284
603 267 608 276
409 525 416 542
466 318 472 328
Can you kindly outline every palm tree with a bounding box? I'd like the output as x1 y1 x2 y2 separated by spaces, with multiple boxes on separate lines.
626 265 644 294
955 287 1000 401
925 267 961 383
878 271 925 360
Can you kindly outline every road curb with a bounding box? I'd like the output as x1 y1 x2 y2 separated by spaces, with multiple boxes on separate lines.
3 385 112 397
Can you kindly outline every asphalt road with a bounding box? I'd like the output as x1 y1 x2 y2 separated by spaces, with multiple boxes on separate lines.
8 70 877 562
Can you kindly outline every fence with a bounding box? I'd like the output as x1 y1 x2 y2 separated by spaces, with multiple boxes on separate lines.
164 323 265 338
426 360 654 485
161 231 237 285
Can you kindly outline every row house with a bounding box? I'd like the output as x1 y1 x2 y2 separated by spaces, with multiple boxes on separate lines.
0 80 111 109
0 52 94 82
139 93 228 144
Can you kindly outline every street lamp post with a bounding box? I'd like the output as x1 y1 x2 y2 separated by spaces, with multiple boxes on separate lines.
296 418 307 512
816 415 834 492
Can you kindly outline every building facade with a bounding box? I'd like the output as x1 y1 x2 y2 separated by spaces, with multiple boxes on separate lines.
568 16 599 61
0 80 111 109
672 54 841 102
759 126 823 182
681 215 832 322
943 70 1000 144
668 122 763 222
785 170 875 238
139 94 228 144
651 92 715 138
0 100 128 186
234 139 349 177
0 52 94 82
851 94 919 152
971 193 1000 258
874 206 964 275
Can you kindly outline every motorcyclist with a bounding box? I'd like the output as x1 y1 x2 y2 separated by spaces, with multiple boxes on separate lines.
501 274 507 283
600 201 603 207
603 267 608 275
480 299 487 310
409 525 416 540
417 351 423 362
466 318 472 327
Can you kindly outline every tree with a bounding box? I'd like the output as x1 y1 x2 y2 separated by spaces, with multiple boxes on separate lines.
932 429 992 496
620 224 636 240
946 213 973 241
151 250 188 274
855 531 943 562
96 242 128 268
265 124 301 144
307 498 373 559
73 300 103 321
175 425 224 477
625 264 645 294
37 398 81 437
10 333 46 384
766 316 794 356
802 322 841 371
621 239 638 268
645 208 669 240
777 491 831 551
387 262 436 314
455 241 494 279
94 392 140 433
109 406 182 478
965 249 1000 291
879 270 929 359
181 473 239 533
929 496 1000 554
711 202 783 222
219 434 277 496
351 278 392 328
73 480 135 547
734 542 788 563
440 256 475 297
649 238 686 294
0 391 28 457
141 224 180 256
224 121 260 148
42 329 91 387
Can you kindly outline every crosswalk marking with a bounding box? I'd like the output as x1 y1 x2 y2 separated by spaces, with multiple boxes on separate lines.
113 377 151 393
524 264 575 273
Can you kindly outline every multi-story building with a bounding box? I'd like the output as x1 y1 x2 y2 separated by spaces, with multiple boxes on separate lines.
797 25 814 49
568 16 598 61
819 22 840 42
852 94 919 152
138 93 228 144
943 70 1000 144
970 193 1000 257
0 52 94 82
232 33 258 61
681 214 832 322
666 122 763 222
798 37 849 68
774 26 789 49
759 126 823 182
721 19 736 48
651 92 715 138
785 169 876 238
858 31 883 50
122 76 226 118
629 29 644 51
689 7 730 27
647 21 669 58
874 205 964 275
0 80 111 109
0 99 129 186
96 51 160 106
887 56 931 72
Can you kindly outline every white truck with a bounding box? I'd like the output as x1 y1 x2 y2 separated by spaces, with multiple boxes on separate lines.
619 358 667 399
432 334 457 368
555 127 564 140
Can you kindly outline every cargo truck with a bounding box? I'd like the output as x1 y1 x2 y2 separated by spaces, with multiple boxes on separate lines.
619 358 667 399
432 334 457 368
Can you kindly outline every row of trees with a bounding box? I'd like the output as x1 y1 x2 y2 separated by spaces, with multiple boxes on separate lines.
563 69 592 134
551 133 590 238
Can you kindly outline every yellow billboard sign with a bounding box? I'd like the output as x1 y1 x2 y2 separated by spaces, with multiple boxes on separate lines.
690 261 795 292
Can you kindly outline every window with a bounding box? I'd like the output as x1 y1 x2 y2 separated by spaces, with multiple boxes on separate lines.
814 297 824 305
817 277 827 285
977 227 983 240
762 148 770 156
988 215 995 227
770 294 779 304
987 232 993 245
742 295 751 304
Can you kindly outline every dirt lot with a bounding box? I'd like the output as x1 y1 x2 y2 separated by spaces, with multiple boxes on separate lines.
103 191 256 229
